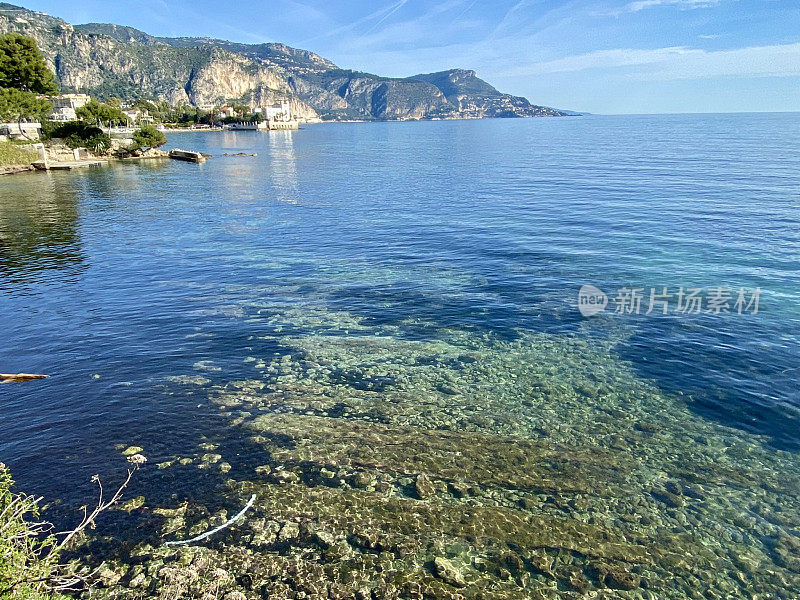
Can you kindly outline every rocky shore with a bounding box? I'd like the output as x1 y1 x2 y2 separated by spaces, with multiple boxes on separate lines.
61 308 800 600
0 163 35 175
0 144 174 175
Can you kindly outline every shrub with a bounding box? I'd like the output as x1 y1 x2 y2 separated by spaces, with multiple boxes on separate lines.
0 464 62 599
0 460 141 598
129 125 166 151
81 133 110 154
42 121 111 153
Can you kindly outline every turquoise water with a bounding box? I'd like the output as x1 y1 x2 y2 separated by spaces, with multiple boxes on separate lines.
1 114 799 597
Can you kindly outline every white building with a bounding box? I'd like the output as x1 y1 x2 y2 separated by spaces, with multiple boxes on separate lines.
0 122 42 141
121 108 155 126
256 100 292 122
49 93 91 122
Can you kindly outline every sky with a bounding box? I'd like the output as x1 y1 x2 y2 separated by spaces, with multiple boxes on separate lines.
16 0 800 114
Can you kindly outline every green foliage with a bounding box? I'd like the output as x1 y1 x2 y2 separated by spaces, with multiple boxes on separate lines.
81 133 111 154
0 88 51 122
220 110 263 124
132 98 158 115
137 100 212 125
174 105 207 124
0 456 139 600
43 121 111 153
0 141 37 167
0 33 57 95
131 99 178 124
0 464 62 599
75 80 145 103
75 100 126 127
130 124 166 150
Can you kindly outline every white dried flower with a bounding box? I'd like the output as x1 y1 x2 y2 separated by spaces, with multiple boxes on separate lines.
127 454 148 466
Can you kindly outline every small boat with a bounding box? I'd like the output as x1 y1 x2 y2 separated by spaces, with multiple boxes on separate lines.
169 149 207 163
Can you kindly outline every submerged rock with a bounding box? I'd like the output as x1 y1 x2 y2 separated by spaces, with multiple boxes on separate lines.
433 557 466 587
650 486 685 508
415 473 436 500
593 563 641 590
199 453 222 465
117 495 145 513
70 321 800 598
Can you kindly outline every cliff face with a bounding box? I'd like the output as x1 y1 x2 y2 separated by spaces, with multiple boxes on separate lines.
0 3 567 121
0 4 321 119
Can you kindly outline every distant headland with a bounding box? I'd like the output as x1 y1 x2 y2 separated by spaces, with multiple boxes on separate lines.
0 2 571 122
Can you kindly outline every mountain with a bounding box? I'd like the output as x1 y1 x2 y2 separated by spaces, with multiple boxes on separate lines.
409 69 554 118
0 3 568 121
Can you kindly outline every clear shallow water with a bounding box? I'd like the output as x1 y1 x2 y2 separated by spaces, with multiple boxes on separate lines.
1 114 800 597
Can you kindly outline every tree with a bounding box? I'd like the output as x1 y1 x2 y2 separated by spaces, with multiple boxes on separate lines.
0 33 57 94
43 121 112 153
0 87 51 122
130 124 166 151
75 100 127 127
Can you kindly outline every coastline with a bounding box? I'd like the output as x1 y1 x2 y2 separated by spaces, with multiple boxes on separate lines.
0 164 36 176
0 116 572 177
0 153 171 176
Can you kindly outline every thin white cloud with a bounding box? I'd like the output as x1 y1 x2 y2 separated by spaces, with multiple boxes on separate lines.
282 0 328 23
338 0 483 54
502 42 800 80
491 0 537 36
362 0 410 35
625 0 723 12
454 0 481 21
300 1 410 45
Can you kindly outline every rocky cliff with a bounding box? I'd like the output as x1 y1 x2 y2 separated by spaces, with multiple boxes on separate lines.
409 69 557 118
0 3 567 121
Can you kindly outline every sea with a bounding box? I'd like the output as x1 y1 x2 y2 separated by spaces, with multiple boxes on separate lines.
1 114 799 598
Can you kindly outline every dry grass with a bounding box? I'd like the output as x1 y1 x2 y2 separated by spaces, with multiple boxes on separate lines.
0 142 37 167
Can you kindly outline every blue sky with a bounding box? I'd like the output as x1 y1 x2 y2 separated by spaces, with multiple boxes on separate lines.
18 0 800 114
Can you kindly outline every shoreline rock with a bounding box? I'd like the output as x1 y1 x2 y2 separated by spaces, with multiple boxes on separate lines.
0 163 36 176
